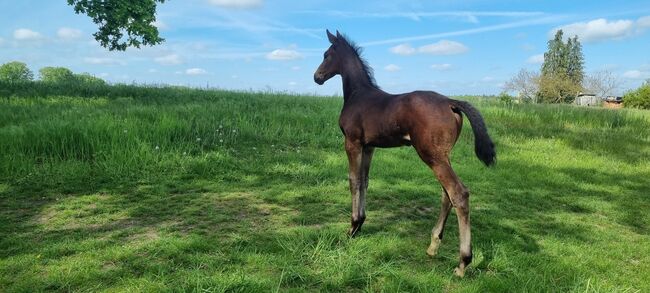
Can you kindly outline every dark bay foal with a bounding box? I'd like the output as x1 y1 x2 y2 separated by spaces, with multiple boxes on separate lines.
314 30 496 277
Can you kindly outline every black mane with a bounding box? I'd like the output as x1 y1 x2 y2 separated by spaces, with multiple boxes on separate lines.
338 35 379 89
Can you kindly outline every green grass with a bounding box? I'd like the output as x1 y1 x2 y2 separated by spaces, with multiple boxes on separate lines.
1 85 649 292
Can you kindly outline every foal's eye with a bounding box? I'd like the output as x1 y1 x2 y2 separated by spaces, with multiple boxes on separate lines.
324 53 329 59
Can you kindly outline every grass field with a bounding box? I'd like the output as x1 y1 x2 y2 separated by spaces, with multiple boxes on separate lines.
1 85 649 292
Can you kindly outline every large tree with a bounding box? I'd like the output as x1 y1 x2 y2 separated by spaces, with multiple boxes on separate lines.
0 61 34 83
539 30 585 103
67 0 166 51
566 36 584 85
39 67 76 83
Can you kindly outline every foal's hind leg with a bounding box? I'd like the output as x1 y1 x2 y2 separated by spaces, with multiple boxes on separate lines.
426 187 452 257
430 162 472 278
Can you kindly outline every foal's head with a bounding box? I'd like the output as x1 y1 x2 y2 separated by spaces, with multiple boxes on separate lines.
314 30 344 85
314 30 376 87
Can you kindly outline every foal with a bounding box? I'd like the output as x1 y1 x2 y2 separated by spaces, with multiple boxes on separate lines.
314 30 496 277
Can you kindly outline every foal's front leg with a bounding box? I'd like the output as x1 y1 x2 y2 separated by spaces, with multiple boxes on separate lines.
346 140 373 237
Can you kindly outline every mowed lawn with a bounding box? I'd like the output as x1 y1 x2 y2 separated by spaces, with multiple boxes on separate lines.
1 88 649 292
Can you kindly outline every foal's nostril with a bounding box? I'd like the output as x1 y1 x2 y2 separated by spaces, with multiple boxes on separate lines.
314 73 324 85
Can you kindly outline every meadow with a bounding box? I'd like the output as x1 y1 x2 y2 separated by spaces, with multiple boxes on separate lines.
1 83 649 292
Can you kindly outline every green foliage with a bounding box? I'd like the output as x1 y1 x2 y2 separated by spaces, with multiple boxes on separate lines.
74 73 106 86
542 30 568 77
0 61 34 83
624 83 650 109
540 30 584 103
538 72 582 103
39 67 76 83
567 36 584 85
497 92 514 105
67 0 166 51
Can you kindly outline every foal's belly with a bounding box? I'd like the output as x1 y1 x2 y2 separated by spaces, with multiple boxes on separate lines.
365 134 412 148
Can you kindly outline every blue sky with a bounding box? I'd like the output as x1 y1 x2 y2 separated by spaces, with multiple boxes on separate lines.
1 0 649 95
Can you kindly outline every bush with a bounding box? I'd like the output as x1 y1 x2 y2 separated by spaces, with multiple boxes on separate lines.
75 73 106 86
0 61 34 83
497 92 514 105
624 83 650 109
39 67 76 83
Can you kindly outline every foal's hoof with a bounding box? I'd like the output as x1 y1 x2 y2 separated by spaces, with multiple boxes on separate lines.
426 238 441 256
348 217 365 237
454 267 465 278
347 226 360 237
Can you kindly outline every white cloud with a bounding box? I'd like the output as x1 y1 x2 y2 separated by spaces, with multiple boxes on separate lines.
384 64 401 72
288 81 297 86
431 63 453 71
527 54 544 64
390 43 416 55
623 70 649 79
291 66 301 70
266 49 303 60
14 28 42 40
481 76 495 82
155 54 183 65
208 0 262 9
83 57 126 66
638 16 650 28
0 37 4 46
186 68 207 75
552 18 635 42
418 40 468 55
57 27 82 40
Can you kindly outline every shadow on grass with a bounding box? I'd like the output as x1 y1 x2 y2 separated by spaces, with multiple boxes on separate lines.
2 107 649 291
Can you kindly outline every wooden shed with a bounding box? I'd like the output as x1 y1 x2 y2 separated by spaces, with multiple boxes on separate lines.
575 93 600 106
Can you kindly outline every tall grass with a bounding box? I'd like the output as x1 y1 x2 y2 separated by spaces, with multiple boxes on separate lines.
1 83 649 292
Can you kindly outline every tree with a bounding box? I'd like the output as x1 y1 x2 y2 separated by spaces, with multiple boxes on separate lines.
503 69 540 102
0 61 34 83
567 36 584 85
538 72 582 103
39 67 76 83
67 0 166 51
624 82 650 109
542 30 568 78
583 70 621 98
539 30 584 103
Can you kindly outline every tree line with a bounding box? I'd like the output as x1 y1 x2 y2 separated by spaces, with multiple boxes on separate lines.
0 61 106 85
504 30 650 109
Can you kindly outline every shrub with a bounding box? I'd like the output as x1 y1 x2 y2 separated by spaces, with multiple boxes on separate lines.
39 67 76 83
75 73 106 86
0 61 34 83
624 83 650 109
497 92 514 105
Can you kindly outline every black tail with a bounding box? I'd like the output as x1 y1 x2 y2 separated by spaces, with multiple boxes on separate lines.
450 100 496 166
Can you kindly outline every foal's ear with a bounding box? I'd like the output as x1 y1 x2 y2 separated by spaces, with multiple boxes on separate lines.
336 30 342 39
326 29 337 44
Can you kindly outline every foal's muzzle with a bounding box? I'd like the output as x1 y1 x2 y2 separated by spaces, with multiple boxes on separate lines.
314 73 325 85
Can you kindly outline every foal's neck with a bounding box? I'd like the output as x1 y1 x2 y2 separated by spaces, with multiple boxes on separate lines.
341 63 376 103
